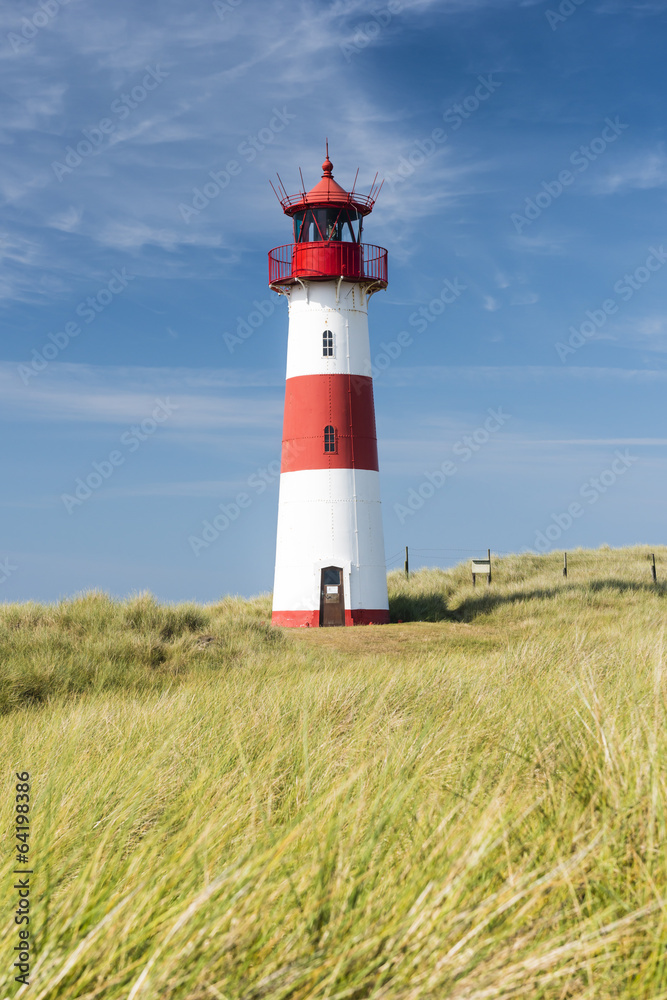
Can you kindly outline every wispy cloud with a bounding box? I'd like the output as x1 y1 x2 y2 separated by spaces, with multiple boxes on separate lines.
510 291 539 305
596 152 667 194
0 0 514 302
0 361 283 427
608 314 667 352
93 479 252 499
375 364 667 387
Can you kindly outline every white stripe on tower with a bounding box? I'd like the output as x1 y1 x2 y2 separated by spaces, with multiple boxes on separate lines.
284 281 371 379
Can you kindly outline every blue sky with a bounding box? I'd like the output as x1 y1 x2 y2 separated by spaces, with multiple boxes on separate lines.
1 0 666 602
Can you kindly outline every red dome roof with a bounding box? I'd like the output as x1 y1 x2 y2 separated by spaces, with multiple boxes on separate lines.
302 155 351 205
273 146 382 218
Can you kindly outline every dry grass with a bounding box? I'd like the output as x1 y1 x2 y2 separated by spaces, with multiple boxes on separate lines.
0 545 665 998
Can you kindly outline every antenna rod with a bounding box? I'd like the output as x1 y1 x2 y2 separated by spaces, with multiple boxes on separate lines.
350 167 359 196
269 179 283 205
299 167 306 194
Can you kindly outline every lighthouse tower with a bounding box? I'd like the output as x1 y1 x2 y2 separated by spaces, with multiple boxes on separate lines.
268 148 390 627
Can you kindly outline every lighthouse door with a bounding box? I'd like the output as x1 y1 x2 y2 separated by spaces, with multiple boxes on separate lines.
320 567 345 627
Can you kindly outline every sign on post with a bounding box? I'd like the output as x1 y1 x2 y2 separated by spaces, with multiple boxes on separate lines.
472 550 492 587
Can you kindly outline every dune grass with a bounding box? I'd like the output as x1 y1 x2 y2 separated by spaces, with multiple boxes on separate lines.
1 545 666 998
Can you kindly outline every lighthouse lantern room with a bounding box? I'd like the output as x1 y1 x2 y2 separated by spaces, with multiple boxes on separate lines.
269 146 390 627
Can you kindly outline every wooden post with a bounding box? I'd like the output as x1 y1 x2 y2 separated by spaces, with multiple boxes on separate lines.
404 546 409 579
651 553 657 584
563 552 568 578
487 548 491 586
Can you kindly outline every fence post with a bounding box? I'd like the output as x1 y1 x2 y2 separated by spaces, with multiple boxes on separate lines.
651 553 657 583
487 548 492 586
404 546 409 579
563 552 568 578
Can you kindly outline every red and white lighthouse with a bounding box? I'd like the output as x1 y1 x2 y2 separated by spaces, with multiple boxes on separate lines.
268 147 390 627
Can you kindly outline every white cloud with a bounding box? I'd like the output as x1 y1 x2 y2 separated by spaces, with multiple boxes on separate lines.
374 364 667 387
524 438 667 445
94 222 223 251
511 232 569 255
48 206 83 233
98 479 253 499
597 152 667 194
610 314 667 353
510 291 539 305
0 361 283 428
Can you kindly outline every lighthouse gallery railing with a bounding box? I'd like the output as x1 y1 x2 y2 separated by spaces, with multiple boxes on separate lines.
268 243 388 286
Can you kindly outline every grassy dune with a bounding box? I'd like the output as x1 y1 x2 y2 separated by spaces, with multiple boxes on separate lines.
1 545 666 998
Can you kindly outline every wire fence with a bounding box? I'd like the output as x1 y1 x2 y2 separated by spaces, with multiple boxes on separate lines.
385 546 663 584
385 547 513 570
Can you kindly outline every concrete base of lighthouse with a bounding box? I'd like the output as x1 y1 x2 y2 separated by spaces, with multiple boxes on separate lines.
272 468 389 627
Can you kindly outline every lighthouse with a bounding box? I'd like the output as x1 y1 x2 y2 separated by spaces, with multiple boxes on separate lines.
268 147 390 627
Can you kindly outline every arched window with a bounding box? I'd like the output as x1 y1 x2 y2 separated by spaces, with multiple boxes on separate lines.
322 329 334 357
324 425 336 453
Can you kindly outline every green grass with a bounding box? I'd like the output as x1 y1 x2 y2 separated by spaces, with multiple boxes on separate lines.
1 545 666 998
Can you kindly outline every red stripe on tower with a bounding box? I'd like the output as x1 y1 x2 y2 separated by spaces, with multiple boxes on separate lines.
281 374 379 473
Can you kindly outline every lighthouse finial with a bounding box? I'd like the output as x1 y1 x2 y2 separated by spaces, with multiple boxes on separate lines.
322 138 333 178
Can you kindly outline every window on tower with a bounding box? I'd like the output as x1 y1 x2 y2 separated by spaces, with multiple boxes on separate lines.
322 330 334 357
324 425 336 453
292 208 363 244
345 209 362 243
